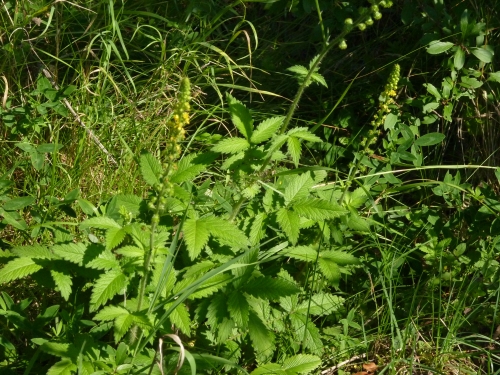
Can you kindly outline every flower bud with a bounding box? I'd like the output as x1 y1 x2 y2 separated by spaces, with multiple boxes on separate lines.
338 39 348 50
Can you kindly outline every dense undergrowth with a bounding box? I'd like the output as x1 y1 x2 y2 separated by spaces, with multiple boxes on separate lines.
1 0 500 374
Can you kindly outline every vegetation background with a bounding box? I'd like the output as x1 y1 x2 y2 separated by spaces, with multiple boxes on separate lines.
1 0 500 374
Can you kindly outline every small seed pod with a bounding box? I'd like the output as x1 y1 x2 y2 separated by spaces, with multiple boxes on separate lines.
373 11 382 20
339 39 348 50
358 23 366 31
371 4 379 12
365 17 374 26
152 214 160 224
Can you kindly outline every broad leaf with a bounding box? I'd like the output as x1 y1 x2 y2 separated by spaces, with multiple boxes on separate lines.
183 217 210 260
471 47 493 63
284 174 314 205
90 270 128 312
243 276 300 300
276 208 300 245
0 257 43 283
52 242 86 266
51 270 72 301
227 93 253 140
292 198 346 220
140 152 162 186
282 354 321 374
296 293 344 316
94 305 129 321
248 311 275 362
287 136 302 167
47 359 77 375
106 227 127 251
12 245 53 259
228 291 250 328
168 303 191 336
287 128 323 143
204 216 249 249
3 196 36 211
250 116 285 144
414 132 445 146
318 258 341 286
80 217 121 230
212 137 250 154
170 153 208 183
285 246 317 262
426 41 454 54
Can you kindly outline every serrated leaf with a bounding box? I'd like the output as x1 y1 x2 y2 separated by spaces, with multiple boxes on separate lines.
227 93 253 140
251 116 285 144
90 270 128 312
286 246 317 262
414 132 445 146
183 217 210 260
221 151 245 170
115 246 144 258
284 174 314 205
276 208 300 245
287 128 322 143
80 217 121 230
51 270 72 301
250 363 285 375
114 312 135 343
287 65 309 76
243 276 300 300
94 305 129 321
169 303 191 336
318 258 340 286
296 293 344 316
204 216 249 249
471 47 493 63
0 257 43 283
228 291 250 328
292 198 346 220
248 311 275 361
347 213 371 232
47 359 77 375
106 227 126 251
86 250 120 270
212 137 250 154
12 245 53 259
190 273 232 299
320 250 359 265
140 152 162 186
170 154 207 183
287 136 302 167
249 212 267 246
289 313 322 354
282 354 321 374
426 41 454 54
51 243 86 265
311 72 327 87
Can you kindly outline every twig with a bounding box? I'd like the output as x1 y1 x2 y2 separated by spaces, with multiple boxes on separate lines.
41 68 118 165
321 353 368 374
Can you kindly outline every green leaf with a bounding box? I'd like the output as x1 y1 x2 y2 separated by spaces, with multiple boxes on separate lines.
0 209 28 230
114 312 135 343
249 212 267 246
310 72 327 88
384 113 398 130
287 128 322 142
204 216 249 249
460 76 483 89
37 143 64 153
86 250 120 270
414 132 445 146
276 208 300 245
3 196 36 211
183 217 210 260
488 72 500 83
471 47 493 63
289 313 322 354
347 213 371 232
80 217 121 230
454 48 465 70
321 250 359 265
12 245 53 259
77 198 98 215
47 359 77 375
106 227 127 251
426 41 454 54
318 258 341 286
243 276 300 300
51 270 72 301
287 136 302 167
282 354 321 374
228 291 250 328
170 154 208 184
292 198 346 220
140 152 163 187
248 311 275 362
296 293 344 317
115 246 144 258
424 83 441 100
94 305 129 321
284 174 314 205
190 273 232 299
0 258 43 283
169 303 191 336
52 243 86 265
286 246 317 262
250 116 285 144
287 65 308 77
227 93 253 140
250 364 285 375
90 269 128 312
212 137 250 154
